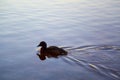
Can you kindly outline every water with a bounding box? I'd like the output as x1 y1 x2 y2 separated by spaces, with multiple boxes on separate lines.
0 0 120 80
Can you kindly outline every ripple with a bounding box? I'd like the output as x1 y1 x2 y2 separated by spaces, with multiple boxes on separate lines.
61 45 120 80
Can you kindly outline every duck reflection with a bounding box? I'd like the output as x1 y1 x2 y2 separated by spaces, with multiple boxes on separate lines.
36 41 68 60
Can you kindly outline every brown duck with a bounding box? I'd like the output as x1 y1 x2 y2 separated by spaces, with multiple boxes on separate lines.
37 41 67 60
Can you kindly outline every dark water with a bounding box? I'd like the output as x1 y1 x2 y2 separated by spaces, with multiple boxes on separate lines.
0 0 120 80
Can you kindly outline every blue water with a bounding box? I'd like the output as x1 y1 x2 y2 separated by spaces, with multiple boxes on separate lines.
0 0 120 80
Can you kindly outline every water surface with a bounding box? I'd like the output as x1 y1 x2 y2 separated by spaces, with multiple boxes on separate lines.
0 0 120 80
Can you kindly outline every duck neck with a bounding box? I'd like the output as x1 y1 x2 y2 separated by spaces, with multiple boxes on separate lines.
42 46 47 50
41 45 47 53
43 43 47 49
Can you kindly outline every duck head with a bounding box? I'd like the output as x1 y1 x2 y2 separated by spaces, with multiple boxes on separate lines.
37 41 47 48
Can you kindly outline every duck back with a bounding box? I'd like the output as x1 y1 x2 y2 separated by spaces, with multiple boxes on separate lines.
46 46 67 56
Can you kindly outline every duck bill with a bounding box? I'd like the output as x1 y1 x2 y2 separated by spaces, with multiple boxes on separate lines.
37 45 39 47
37 44 41 47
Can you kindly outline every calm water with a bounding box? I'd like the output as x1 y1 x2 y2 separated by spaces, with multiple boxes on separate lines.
0 0 120 80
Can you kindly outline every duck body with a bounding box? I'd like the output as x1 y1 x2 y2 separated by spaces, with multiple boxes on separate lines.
37 41 67 60
41 46 67 57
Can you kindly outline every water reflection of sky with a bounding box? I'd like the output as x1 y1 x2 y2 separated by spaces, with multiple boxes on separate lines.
0 0 120 80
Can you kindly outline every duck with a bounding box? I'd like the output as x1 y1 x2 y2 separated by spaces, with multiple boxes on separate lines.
37 41 68 60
